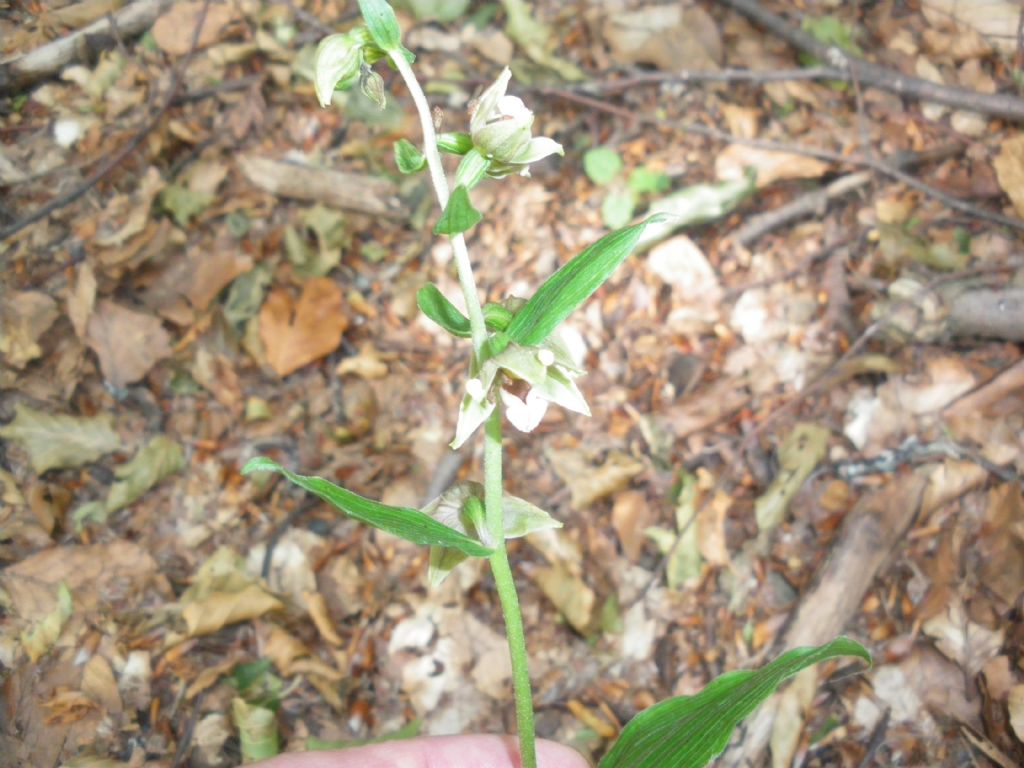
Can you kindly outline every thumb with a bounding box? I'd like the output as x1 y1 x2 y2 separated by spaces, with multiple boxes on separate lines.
255 734 590 768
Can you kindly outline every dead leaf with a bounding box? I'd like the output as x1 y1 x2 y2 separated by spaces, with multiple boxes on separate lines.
259 278 348 377
922 0 1018 53
977 484 1024 606
104 435 184 512
922 599 1004 678
94 167 165 248
611 490 651 562
142 248 253 325
81 655 122 715
531 563 595 634
0 291 59 368
0 403 120 474
86 300 171 389
67 263 97 340
151 1 237 56
305 592 343 646
192 348 243 413
716 144 830 188
20 582 72 662
755 422 830 530
546 448 644 510
1009 684 1024 743
182 584 284 637
603 4 722 71
993 134 1024 219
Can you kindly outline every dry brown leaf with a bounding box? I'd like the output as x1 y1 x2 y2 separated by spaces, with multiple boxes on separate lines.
977 483 1024 606
192 348 243 413
151 1 237 56
259 278 348 377
86 300 171 389
716 144 830 188
67 263 97 340
94 167 165 248
993 134 1024 219
143 248 253 325
81 655 122 714
0 291 59 369
602 4 722 71
698 490 732 566
530 563 595 634
611 490 651 562
304 591 343 646
546 448 644 510
182 584 284 637
1009 684 1024 743
922 0 1017 53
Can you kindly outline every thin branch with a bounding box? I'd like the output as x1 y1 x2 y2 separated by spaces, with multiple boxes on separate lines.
0 0 213 244
718 0 1024 122
0 0 170 96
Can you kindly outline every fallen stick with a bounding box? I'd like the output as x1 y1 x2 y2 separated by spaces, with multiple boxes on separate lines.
237 155 405 218
718 0 1024 123
0 0 169 96
948 288 1024 342
720 460 988 767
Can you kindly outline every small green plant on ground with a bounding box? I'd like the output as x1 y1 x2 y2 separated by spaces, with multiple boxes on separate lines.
243 2 871 765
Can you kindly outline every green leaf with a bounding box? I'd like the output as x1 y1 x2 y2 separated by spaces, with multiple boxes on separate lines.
638 172 756 250
599 637 871 768
506 217 663 346
433 184 482 236
454 148 490 190
583 147 622 186
242 457 493 557
417 283 472 337
394 138 427 173
628 167 670 195
0 403 120 474
357 0 403 51
437 131 473 155
160 184 213 227
601 188 636 229
232 698 279 762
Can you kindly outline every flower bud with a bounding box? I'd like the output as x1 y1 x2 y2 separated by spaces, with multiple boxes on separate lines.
314 32 364 108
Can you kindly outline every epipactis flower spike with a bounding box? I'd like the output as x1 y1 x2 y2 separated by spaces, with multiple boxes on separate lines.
469 67 564 178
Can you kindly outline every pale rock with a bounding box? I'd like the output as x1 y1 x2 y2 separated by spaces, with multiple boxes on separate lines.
950 110 987 137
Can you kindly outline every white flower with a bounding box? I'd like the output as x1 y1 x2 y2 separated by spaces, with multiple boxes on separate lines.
468 68 563 177
451 335 589 448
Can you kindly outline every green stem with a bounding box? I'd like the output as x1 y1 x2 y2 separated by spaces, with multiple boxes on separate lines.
485 411 537 768
390 48 537 767
388 50 486 352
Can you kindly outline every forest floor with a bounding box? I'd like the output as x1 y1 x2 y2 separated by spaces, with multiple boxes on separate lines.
2 1 1024 766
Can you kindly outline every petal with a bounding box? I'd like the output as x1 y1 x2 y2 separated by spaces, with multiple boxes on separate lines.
501 388 549 433
497 95 532 122
511 136 564 165
532 366 590 416
451 394 495 449
470 67 512 135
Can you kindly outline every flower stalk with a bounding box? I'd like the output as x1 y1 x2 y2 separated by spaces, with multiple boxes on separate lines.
388 48 538 768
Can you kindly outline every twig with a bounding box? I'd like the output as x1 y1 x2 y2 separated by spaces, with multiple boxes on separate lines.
729 143 961 246
675 122 1024 233
717 0 1024 122
854 708 891 768
576 66 845 93
0 0 212 244
0 0 169 95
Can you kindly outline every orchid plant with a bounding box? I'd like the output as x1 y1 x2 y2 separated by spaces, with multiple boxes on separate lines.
244 2 870 766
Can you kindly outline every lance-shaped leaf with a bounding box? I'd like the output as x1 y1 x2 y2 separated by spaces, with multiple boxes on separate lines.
357 0 402 51
599 636 871 768
417 284 471 337
433 185 482 236
506 216 665 346
637 172 756 250
394 139 426 174
242 458 492 557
